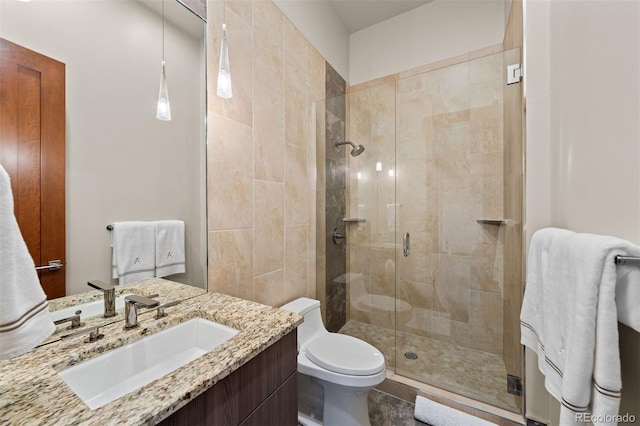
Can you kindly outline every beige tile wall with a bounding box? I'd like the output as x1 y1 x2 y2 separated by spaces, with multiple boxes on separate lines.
346 49 507 355
206 0 325 307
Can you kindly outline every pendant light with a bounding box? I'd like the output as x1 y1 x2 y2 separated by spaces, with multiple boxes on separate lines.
216 2 232 99
156 0 171 121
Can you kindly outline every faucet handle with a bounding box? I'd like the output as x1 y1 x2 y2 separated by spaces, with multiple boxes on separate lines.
87 280 115 291
54 310 84 329
155 300 181 319
61 326 104 343
125 294 160 308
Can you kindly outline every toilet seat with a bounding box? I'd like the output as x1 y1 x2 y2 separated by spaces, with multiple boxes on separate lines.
305 333 385 376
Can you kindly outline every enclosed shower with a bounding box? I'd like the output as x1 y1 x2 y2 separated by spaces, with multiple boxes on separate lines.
315 47 524 414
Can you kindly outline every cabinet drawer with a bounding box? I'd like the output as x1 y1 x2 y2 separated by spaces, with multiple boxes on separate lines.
159 329 297 425
240 373 297 426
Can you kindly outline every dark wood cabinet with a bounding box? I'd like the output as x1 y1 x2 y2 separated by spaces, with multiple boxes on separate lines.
159 330 298 426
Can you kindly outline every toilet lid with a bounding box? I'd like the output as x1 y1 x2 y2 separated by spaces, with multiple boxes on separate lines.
306 334 385 376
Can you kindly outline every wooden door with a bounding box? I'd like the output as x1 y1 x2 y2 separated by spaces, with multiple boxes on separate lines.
0 38 66 299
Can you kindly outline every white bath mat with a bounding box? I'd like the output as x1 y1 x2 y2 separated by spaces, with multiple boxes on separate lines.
414 395 497 426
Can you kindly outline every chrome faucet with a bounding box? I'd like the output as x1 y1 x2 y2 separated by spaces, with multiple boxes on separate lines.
87 280 116 318
54 310 84 329
124 295 159 329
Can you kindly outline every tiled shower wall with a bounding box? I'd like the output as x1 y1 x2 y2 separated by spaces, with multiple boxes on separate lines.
323 64 347 332
206 0 325 306
346 46 507 355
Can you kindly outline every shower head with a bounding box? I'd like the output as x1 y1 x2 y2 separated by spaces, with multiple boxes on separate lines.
335 141 365 157
351 144 365 156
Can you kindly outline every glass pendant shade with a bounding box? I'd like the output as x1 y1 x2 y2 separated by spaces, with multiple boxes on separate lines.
156 61 171 121
217 23 232 99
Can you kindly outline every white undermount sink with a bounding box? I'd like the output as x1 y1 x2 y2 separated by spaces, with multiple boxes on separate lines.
50 294 134 323
58 317 239 409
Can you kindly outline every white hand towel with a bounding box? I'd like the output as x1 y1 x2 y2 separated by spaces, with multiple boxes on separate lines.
0 165 55 359
153 220 185 278
111 221 155 285
521 228 640 426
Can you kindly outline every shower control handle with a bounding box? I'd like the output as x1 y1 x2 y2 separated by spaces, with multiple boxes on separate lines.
332 228 346 245
403 232 410 257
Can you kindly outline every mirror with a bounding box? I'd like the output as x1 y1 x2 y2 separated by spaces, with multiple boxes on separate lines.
0 0 207 341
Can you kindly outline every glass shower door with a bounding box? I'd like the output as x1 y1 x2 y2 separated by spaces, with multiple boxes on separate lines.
327 47 524 414
393 49 523 412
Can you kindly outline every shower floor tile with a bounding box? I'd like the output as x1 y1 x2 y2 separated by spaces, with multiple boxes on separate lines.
339 320 520 412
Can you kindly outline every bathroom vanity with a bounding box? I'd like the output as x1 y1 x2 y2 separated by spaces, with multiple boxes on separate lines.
0 292 302 425
160 330 297 425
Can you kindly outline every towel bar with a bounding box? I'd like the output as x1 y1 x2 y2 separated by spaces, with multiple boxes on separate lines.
614 255 640 266
106 224 113 231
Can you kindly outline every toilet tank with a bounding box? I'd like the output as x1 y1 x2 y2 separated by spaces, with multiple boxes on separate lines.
280 297 327 346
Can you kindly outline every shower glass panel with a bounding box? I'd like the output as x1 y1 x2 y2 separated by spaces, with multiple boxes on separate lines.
341 80 398 361
393 49 521 412
318 48 524 414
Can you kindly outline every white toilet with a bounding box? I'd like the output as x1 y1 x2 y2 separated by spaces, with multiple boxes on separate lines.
280 297 386 426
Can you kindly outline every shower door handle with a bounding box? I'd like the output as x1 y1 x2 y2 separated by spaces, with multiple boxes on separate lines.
403 232 410 257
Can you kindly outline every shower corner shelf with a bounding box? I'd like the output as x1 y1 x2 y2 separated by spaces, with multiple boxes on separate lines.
476 219 505 226
343 218 367 223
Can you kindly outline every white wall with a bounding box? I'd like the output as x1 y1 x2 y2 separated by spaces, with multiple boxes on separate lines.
548 1 640 240
274 0 350 79
349 0 505 84
525 0 640 422
0 0 207 295
276 0 506 85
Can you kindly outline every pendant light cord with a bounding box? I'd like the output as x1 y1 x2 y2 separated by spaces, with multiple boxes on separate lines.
161 0 165 62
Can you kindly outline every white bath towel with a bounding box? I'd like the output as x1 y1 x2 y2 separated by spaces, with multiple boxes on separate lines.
111 221 155 285
414 395 496 425
153 220 185 278
521 228 640 426
0 165 54 359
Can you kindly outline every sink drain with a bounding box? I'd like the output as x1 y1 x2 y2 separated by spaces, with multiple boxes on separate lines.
404 352 418 360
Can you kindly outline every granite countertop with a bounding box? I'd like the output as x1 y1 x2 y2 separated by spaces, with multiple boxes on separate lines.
0 293 303 425
44 278 206 344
